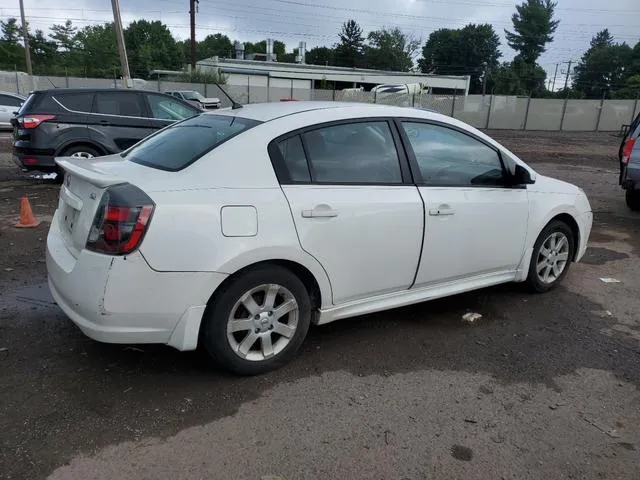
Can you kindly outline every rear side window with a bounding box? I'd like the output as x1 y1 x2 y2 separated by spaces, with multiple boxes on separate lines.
123 114 261 171
93 92 144 117
17 93 58 114
277 136 311 182
54 92 94 112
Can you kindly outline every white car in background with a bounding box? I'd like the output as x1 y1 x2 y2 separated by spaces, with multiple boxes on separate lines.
165 90 221 110
47 101 593 375
0 91 25 129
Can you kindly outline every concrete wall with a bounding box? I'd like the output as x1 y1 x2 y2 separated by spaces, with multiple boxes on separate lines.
1 71 638 131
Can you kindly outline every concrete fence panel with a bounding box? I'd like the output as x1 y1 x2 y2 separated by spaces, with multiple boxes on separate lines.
453 95 490 129
526 99 563 130
598 100 637 131
561 100 601 131
488 95 529 129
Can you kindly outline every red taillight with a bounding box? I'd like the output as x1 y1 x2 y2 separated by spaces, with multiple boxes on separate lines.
18 114 56 129
23 157 38 165
622 138 636 165
86 184 155 255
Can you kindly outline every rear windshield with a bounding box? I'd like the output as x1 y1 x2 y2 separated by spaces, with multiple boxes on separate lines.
123 114 261 171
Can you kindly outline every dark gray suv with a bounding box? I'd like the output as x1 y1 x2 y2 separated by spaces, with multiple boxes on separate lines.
11 88 200 175
619 112 640 211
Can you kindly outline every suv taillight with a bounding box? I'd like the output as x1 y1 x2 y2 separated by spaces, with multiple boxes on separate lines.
622 138 636 165
18 114 56 129
86 184 155 255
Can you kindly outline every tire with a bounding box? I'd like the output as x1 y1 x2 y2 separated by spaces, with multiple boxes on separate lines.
526 220 575 293
626 190 640 211
56 145 102 183
202 265 311 375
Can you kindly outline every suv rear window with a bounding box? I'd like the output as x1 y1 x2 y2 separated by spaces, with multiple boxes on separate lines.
123 114 261 171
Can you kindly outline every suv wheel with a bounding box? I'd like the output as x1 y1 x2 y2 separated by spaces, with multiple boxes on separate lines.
202 266 311 375
62 145 100 159
626 190 640 211
526 220 575 293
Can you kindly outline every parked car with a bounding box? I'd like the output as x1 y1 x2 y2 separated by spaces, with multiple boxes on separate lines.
619 111 640 210
0 91 26 130
11 88 200 175
165 90 221 110
47 101 593 375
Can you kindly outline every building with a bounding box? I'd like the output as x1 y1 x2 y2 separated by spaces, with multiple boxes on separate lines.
195 39 470 101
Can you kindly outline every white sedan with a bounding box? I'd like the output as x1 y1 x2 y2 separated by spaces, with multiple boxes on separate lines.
47 101 593 375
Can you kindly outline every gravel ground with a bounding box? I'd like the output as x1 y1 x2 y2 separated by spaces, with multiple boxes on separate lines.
1 129 639 480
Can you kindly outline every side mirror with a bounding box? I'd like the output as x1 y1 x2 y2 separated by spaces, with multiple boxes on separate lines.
512 164 535 185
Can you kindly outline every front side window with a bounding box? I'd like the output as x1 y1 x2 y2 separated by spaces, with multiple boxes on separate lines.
123 114 261 171
302 121 402 184
401 122 505 187
0 94 23 107
147 94 199 121
181 91 204 101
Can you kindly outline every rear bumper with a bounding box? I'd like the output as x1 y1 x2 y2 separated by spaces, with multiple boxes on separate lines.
12 149 57 171
46 210 227 349
621 164 640 190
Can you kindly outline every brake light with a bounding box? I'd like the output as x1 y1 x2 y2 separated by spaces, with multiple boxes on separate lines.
18 114 56 129
86 184 155 255
622 138 636 165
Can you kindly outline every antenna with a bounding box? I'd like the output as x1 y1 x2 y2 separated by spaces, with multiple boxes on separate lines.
215 83 243 109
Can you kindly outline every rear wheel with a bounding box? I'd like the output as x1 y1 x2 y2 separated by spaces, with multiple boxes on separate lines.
56 145 101 183
202 266 311 375
626 190 640 211
526 220 575 293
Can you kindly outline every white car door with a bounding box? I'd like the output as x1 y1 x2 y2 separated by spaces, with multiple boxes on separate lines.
270 120 424 305
398 121 529 287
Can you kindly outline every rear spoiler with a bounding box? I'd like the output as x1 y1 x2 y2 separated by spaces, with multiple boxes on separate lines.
55 157 124 188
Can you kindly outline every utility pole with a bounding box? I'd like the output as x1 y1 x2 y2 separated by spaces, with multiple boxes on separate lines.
190 0 199 71
111 0 131 88
562 60 572 91
481 62 488 96
551 63 559 91
18 0 32 76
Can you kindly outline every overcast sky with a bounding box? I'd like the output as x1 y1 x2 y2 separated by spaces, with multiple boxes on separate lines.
3 0 639 81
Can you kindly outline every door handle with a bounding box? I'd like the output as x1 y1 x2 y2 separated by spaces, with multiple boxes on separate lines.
302 205 338 218
99 119 110 125
429 205 456 216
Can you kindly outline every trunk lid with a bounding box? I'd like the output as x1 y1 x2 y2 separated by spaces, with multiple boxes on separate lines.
54 154 167 257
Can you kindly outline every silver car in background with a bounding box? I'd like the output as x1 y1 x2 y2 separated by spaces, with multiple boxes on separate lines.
0 91 26 130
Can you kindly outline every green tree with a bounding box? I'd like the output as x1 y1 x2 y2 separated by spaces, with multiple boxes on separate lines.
306 46 334 65
29 29 58 73
50 20 79 52
613 74 640 99
124 20 183 78
334 20 365 68
251 39 286 58
199 33 233 59
75 23 119 77
418 24 501 93
364 27 419 71
0 17 25 70
573 30 633 98
505 0 560 66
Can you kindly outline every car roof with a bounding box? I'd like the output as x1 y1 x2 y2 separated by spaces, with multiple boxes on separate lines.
0 90 26 98
206 101 444 122
30 88 173 95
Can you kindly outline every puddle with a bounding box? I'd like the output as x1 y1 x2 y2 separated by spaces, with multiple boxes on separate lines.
0 282 57 310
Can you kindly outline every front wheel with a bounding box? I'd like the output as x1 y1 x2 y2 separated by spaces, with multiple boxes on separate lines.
202 266 311 375
526 221 575 293
626 190 640 211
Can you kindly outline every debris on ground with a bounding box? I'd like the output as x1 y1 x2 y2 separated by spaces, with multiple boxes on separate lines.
583 416 622 438
599 277 621 283
462 312 483 323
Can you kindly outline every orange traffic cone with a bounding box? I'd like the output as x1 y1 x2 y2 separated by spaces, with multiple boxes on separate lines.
15 196 40 228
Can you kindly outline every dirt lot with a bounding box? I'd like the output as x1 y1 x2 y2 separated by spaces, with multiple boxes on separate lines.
1 129 640 480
